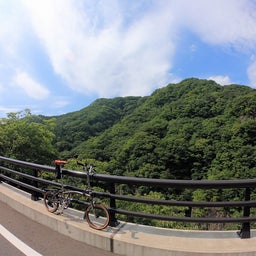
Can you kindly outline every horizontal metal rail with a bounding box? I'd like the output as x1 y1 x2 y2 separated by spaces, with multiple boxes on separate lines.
94 173 256 189
98 192 256 208
2 156 256 189
0 156 255 238
111 208 256 223
0 173 44 194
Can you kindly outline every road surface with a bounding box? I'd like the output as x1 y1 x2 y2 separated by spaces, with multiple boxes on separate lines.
0 200 118 256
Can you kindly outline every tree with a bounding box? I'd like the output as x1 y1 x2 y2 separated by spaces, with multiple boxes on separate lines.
0 110 57 164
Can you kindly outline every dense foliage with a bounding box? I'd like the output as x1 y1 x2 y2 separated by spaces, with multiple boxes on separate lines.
54 96 143 158
54 78 256 183
2 78 256 180
2 78 256 229
0 109 56 164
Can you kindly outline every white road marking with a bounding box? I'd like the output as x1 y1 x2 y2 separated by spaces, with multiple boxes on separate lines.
0 224 42 256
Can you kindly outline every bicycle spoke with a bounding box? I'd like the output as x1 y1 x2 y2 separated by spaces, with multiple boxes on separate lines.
85 203 110 230
44 190 59 213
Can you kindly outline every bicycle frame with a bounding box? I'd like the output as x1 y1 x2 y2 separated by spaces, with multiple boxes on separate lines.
53 160 96 211
44 159 110 230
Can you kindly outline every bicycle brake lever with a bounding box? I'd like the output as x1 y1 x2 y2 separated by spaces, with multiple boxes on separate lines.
89 166 96 175
76 161 84 166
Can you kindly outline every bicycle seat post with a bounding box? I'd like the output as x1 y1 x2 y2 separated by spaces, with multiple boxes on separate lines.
87 168 91 191
55 160 67 189
83 164 90 190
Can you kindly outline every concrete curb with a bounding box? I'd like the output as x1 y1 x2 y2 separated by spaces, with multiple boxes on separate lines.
1 182 256 256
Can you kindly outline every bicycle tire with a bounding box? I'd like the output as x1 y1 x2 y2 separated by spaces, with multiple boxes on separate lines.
85 203 110 230
44 190 59 213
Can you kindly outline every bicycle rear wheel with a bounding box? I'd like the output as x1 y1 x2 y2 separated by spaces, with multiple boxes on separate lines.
44 190 59 213
85 203 110 230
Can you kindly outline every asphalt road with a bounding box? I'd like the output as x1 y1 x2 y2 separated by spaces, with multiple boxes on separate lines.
0 200 118 256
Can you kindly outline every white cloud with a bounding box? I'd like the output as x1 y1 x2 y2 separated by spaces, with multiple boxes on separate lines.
21 0 176 97
13 71 50 100
0 2 24 57
20 0 256 98
0 106 19 113
1 0 256 106
174 0 256 50
207 75 232 86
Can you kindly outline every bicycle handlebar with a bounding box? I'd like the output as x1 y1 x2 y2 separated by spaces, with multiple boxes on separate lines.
76 161 96 175
54 159 96 176
76 161 85 167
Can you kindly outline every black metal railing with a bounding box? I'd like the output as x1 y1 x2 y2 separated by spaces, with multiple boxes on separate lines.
0 156 256 239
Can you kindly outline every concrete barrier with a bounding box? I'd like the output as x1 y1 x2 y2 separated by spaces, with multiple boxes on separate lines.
1 182 256 256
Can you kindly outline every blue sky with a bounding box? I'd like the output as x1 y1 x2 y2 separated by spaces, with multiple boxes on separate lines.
0 0 256 117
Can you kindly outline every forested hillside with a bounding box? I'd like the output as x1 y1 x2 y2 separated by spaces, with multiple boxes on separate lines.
54 78 256 182
2 77 256 229
1 78 256 181
54 96 143 154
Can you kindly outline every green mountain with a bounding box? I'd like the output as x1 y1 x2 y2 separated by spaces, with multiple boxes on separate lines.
53 78 256 181
54 96 143 152
2 77 256 228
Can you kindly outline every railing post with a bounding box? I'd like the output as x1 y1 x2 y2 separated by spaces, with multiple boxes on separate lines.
31 169 39 201
0 169 2 183
109 182 119 227
238 187 251 239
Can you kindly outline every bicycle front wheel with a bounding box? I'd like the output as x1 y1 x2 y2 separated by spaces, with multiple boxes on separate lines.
85 203 110 230
44 190 59 213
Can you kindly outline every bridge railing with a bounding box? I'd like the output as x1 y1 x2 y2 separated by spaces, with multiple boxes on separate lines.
0 156 256 239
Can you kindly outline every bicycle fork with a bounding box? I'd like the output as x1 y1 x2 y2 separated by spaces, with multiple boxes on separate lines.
84 200 99 219
57 193 70 214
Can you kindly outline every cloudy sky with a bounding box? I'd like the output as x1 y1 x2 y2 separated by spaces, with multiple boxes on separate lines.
0 0 256 117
